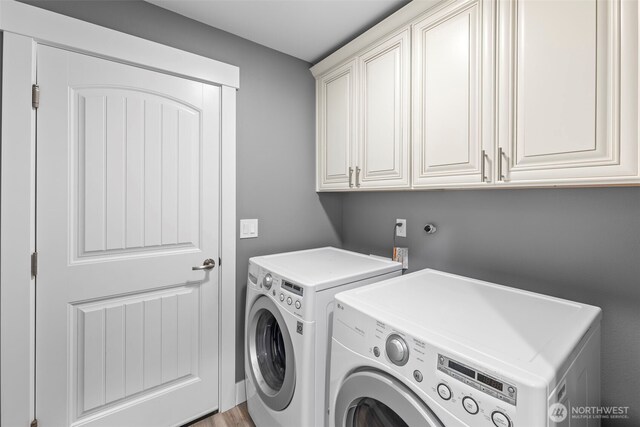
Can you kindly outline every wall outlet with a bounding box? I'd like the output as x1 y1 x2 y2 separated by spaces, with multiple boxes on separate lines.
240 219 258 239
396 219 406 237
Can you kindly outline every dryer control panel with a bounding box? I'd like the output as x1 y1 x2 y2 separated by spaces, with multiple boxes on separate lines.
332 298 521 427
437 354 517 406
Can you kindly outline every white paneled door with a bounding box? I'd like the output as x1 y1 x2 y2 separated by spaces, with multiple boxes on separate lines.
36 46 220 426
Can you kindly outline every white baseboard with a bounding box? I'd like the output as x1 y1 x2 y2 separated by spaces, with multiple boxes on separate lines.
235 379 247 405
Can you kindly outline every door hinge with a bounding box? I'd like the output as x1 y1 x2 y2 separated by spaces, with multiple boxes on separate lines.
31 252 38 278
32 84 40 109
30 419 38 427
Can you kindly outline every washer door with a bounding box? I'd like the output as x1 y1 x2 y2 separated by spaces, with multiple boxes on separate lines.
335 370 444 427
247 296 296 411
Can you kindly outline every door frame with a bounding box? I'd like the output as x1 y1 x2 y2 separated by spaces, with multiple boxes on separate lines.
0 1 239 426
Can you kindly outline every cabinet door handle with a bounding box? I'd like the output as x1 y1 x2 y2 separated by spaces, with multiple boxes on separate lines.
348 167 354 188
481 149 488 182
355 166 361 187
498 147 506 181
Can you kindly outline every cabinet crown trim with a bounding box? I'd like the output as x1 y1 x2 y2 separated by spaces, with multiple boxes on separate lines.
310 0 441 77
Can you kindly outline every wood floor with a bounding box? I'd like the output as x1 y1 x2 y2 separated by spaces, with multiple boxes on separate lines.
190 403 255 427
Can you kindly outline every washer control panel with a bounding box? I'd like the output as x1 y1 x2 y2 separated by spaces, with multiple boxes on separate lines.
437 354 517 406
249 265 304 318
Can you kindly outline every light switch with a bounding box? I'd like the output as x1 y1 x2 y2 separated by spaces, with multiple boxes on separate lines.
240 219 258 239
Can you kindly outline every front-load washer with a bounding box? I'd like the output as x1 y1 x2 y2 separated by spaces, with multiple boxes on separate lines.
329 269 602 427
244 247 402 427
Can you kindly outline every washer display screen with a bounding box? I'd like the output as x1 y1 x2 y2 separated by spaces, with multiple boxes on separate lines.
448 360 476 379
477 373 503 391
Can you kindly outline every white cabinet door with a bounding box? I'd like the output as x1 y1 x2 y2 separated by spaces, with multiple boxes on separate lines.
36 45 220 427
357 29 411 189
497 0 638 184
317 60 357 190
412 0 494 188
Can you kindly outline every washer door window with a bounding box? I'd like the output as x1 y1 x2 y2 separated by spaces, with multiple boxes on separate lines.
335 371 444 427
247 296 296 411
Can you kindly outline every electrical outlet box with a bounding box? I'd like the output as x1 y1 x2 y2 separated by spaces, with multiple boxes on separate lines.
393 247 409 269
240 219 258 239
396 219 406 237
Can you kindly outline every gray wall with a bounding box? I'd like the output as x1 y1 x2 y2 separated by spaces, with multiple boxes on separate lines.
18 0 343 382
342 188 640 426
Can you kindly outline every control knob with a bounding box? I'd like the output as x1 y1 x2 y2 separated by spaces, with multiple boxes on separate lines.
385 334 409 366
263 273 273 290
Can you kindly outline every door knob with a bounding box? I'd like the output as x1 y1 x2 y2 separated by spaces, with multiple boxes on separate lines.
192 258 216 271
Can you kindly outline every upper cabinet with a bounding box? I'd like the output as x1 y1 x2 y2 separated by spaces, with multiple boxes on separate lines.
312 0 639 191
316 60 356 191
316 30 410 191
496 0 638 185
358 29 411 189
412 0 494 188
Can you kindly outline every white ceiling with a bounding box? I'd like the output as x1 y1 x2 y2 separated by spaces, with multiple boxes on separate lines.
146 0 409 63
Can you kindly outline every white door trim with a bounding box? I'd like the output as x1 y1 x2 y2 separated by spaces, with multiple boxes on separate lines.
0 0 239 89
0 2 238 426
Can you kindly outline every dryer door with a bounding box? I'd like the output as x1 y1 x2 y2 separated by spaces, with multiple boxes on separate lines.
247 296 296 411
334 370 444 427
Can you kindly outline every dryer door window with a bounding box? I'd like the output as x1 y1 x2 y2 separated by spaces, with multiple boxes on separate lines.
335 371 444 427
247 296 296 411
350 397 408 427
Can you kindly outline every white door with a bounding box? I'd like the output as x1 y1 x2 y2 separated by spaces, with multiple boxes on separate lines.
36 45 220 427
497 0 637 183
412 0 493 188
357 29 410 189
317 60 357 191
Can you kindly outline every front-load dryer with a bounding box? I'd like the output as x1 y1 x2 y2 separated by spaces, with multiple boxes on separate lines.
329 269 602 427
244 247 402 427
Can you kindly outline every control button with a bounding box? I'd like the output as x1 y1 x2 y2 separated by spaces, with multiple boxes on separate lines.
508 386 515 393
279 293 285 301
295 300 301 309
286 297 292 305
491 411 511 427
437 383 451 401
413 370 423 382
263 274 273 290
462 396 479 415
385 334 409 366
439 355 445 363
373 347 380 357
